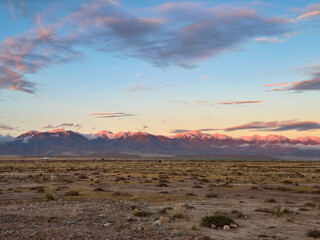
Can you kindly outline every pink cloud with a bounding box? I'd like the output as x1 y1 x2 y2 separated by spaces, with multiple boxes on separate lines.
89 112 135 118
219 100 264 105
225 120 320 132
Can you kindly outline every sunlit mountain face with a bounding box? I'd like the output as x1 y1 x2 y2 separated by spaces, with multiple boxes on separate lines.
0 129 319 159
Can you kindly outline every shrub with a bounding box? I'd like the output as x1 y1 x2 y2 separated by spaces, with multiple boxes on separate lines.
231 209 247 219
65 190 80 196
134 211 152 217
307 229 320 238
200 214 235 228
265 199 277 203
44 186 54 201
206 193 218 198
173 205 184 219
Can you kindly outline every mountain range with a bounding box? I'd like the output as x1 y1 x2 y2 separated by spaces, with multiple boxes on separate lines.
0 129 319 159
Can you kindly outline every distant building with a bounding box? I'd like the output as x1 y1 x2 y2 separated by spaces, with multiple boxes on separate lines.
41 157 51 160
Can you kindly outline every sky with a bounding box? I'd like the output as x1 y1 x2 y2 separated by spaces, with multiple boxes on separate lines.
0 0 319 138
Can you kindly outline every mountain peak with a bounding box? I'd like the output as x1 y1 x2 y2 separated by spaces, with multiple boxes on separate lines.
49 128 68 134
18 130 41 138
173 130 204 139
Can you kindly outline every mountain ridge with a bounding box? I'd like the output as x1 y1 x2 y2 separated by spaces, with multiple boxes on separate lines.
0 129 319 158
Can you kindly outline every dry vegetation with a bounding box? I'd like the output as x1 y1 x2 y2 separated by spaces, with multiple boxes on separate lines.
0 158 320 239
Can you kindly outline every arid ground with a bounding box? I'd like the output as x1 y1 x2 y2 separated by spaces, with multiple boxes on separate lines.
0 159 320 240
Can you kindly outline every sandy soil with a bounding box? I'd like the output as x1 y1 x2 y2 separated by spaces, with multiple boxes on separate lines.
0 159 320 240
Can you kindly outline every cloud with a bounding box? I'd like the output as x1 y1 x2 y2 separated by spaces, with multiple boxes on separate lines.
1 0 75 18
168 99 213 106
265 66 320 92
255 31 297 43
170 129 192 134
203 75 210 78
0 14 81 93
90 112 135 118
0 0 291 93
255 37 284 43
296 4 320 21
224 120 320 132
169 99 264 105
43 123 81 129
170 128 218 134
128 84 165 92
219 100 264 105
0 123 16 130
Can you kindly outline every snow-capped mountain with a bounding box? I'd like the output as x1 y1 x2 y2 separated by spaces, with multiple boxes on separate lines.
0 129 319 158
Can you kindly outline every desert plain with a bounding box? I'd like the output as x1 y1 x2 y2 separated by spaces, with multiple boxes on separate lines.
0 158 320 240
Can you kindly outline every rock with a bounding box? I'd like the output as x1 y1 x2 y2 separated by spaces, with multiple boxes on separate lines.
223 225 230 230
211 224 217 229
230 223 238 228
103 222 111 227
159 216 169 223
153 220 161 226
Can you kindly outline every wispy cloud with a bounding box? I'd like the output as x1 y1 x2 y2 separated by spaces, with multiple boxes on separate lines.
90 112 135 118
219 100 264 105
265 65 320 92
170 128 218 134
0 123 16 130
127 84 166 92
296 4 320 21
0 0 291 93
255 37 284 43
169 99 264 105
168 99 213 106
254 31 297 43
43 123 81 129
224 120 320 132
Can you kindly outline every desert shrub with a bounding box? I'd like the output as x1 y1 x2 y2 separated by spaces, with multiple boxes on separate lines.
65 190 80 196
94 187 105 192
185 192 197 196
255 205 291 217
231 209 247 219
200 214 235 228
206 193 218 198
307 229 320 238
134 211 152 217
190 218 198 230
173 205 184 219
265 198 277 203
44 186 54 201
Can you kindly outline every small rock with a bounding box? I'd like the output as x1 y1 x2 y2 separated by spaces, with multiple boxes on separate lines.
223 225 230 230
230 223 238 228
159 216 169 223
211 224 217 229
153 220 161 226
103 222 111 227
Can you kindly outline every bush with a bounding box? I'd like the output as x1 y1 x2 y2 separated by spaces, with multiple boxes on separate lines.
173 205 184 219
206 193 218 198
65 190 80 196
44 186 54 201
200 214 235 228
134 211 152 217
265 199 277 203
307 229 320 238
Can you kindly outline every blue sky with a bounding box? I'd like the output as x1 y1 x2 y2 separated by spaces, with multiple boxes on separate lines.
0 0 319 138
